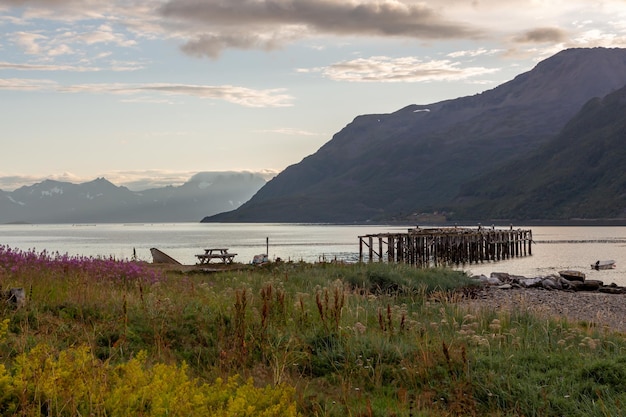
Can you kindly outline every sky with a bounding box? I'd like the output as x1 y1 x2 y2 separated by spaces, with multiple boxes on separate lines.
1 0 626 191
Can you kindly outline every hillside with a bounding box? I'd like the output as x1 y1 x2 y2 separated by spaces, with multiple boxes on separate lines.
453 84 626 221
203 47 626 223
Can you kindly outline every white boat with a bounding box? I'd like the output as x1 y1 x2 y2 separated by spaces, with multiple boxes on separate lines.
591 260 616 270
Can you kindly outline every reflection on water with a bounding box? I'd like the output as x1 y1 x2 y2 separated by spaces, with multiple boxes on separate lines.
1 224 625 286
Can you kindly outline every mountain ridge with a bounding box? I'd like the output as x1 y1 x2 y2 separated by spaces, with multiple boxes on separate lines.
0 172 266 224
202 47 626 223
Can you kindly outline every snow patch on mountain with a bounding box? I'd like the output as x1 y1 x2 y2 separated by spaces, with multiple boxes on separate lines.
41 187 63 196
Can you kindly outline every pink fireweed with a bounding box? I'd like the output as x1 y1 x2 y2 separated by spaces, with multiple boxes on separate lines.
0 245 163 284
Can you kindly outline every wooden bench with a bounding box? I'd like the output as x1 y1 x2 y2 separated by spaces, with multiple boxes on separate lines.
195 248 237 265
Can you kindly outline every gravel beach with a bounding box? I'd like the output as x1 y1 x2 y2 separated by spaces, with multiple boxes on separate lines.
461 286 626 333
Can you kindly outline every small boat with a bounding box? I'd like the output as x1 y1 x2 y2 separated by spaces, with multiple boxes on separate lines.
150 248 182 265
591 260 616 270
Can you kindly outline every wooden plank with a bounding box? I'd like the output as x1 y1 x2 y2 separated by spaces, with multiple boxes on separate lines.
196 253 237 264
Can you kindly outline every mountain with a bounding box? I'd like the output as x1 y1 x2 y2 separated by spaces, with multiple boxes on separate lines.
453 84 626 221
202 47 626 223
0 172 266 223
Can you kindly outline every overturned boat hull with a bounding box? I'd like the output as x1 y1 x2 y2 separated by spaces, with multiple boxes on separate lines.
150 248 182 265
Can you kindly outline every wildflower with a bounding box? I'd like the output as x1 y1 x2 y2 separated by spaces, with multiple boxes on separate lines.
353 322 367 334
489 319 501 332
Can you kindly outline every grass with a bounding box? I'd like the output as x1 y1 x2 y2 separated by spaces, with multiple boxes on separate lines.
1 245 626 416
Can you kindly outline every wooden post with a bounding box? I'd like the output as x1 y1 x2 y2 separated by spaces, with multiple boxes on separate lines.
359 237 363 263
358 227 532 268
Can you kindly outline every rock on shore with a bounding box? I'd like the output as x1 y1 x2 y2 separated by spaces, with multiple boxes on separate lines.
463 271 626 333
474 270 625 294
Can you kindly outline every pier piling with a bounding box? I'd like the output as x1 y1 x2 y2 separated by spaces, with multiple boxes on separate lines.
358 226 532 267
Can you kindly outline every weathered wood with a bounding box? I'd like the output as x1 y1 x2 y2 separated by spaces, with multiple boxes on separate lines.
151 247 182 265
196 253 237 264
388 236 395 262
196 248 237 265
358 226 533 267
359 238 363 263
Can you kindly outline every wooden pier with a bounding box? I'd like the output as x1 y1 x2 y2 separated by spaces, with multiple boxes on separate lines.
359 226 532 267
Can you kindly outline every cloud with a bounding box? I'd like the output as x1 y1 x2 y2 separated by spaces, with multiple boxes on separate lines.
100 170 199 190
64 24 138 47
161 0 483 57
0 172 85 191
299 56 499 82
111 170 277 190
0 171 182 192
4 0 626 60
47 43 74 56
10 25 137 57
179 31 295 58
76 83 294 107
447 48 503 58
256 128 319 136
0 170 277 191
161 0 481 37
120 97 177 105
0 60 143 72
0 79 293 107
0 61 102 71
13 31 47 54
573 29 626 47
117 170 278 191
0 77 57 91
5 0 126 23
513 27 568 44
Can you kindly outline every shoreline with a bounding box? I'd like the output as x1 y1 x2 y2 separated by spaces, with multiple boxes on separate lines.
461 285 626 333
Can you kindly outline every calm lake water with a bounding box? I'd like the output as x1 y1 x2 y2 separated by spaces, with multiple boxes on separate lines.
1 223 625 285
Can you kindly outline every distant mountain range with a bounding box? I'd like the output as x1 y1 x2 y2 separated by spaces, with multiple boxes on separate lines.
0 172 266 224
202 47 626 224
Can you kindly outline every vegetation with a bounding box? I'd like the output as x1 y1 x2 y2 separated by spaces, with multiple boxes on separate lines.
454 85 626 222
1 245 626 415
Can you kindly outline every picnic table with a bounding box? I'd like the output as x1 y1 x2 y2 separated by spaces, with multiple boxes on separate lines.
195 248 237 265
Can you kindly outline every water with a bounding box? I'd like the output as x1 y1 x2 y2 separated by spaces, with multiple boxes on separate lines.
461 226 626 286
1 224 625 286
0 223 409 265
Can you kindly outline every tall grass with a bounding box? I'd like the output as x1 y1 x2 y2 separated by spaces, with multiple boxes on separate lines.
1 246 626 416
